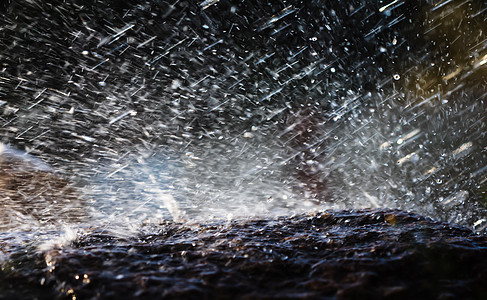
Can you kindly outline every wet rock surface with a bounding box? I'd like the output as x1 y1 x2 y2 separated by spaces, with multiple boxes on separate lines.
2 209 487 299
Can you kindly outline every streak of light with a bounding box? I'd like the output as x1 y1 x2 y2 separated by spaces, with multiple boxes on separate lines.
209 98 232 111
181 140 192 152
106 42 128 56
150 38 187 64
468 38 487 53
404 111 425 125
108 110 137 125
109 23 135 43
441 191 463 205
255 52 275 65
361 11 377 24
15 126 34 139
28 88 48 109
79 15 96 32
442 66 463 81
471 6 487 18
386 14 406 28
309 80 323 91
444 82 465 97
29 130 50 142
190 74 210 87
396 129 421 145
89 58 109 71
327 93 369 122
280 59 323 87
265 106 288 121
379 141 391 150
199 0 220 10
176 12 186 26
105 164 130 178
275 61 299 74
15 78 25 89
350 120 371 135
350 4 366 16
397 152 419 166
468 115 486 133
376 91 400 107
2 116 18 127
452 142 473 156
474 220 486 234
118 44 131 56
474 219 485 227
376 75 392 89
228 78 244 89
431 0 454 11
473 53 487 69
137 157 183 221
69 132 95 143
202 39 223 51
130 86 144 97
47 87 70 97
471 165 487 179
236 141 249 157
290 46 308 59
408 94 437 110
364 25 384 38
258 6 297 32
423 166 438 177
379 0 402 13
361 189 380 208
270 23 292 36
187 37 197 48
97 24 135 47
423 22 442 35
259 87 283 102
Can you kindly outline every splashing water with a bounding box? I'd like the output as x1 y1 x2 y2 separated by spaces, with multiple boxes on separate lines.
0 0 487 258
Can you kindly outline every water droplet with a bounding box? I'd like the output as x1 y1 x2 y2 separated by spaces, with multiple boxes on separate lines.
393 74 401 80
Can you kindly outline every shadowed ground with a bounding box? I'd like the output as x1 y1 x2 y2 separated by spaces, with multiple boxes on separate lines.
1 209 486 299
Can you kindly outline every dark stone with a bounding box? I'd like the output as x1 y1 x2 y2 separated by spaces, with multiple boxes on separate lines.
2 209 487 299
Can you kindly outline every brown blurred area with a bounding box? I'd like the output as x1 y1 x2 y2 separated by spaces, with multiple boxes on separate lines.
404 0 487 102
0 152 86 230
